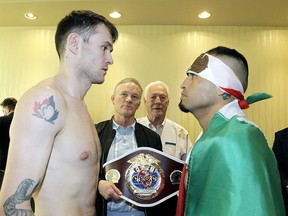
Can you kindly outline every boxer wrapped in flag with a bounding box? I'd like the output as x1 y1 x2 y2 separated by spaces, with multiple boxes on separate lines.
177 46 285 216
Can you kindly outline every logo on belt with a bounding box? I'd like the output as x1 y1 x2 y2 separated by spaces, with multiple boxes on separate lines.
125 153 165 200
103 147 184 207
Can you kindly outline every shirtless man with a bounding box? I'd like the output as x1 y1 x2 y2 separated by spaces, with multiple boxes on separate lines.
0 10 118 216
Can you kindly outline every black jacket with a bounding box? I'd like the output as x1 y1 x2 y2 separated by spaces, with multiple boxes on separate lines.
273 128 288 215
0 112 14 171
95 118 163 216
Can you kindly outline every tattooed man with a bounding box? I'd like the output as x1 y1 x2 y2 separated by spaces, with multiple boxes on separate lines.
0 10 118 216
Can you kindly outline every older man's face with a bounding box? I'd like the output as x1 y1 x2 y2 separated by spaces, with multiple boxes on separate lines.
144 85 169 118
112 82 141 118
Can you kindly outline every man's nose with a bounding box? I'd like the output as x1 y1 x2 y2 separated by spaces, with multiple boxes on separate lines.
154 96 161 103
125 95 133 102
106 52 114 65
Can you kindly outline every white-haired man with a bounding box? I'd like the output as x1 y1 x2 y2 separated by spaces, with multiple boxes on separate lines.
138 81 193 161
137 81 193 216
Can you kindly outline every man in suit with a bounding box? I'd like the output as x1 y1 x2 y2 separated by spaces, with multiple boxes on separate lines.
0 97 17 171
95 78 163 216
273 128 288 215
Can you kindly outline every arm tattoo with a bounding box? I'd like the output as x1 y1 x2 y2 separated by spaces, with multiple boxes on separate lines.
3 179 37 216
32 95 59 125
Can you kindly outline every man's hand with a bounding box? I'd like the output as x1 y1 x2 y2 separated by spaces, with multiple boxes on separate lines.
98 180 122 200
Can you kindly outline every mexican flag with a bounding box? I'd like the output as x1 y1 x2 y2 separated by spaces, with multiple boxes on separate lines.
177 112 285 216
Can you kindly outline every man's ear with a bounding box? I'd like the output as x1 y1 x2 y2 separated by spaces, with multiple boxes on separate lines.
67 33 81 55
111 94 115 104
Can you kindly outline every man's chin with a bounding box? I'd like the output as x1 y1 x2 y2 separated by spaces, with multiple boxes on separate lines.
94 79 105 85
178 101 189 113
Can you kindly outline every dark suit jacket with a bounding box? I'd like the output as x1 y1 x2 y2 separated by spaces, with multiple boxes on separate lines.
0 112 14 171
272 128 288 215
95 118 164 216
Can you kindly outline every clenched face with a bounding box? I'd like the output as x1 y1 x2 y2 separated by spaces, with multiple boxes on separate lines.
112 82 142 118
179 54 219 114
144 84 169 119
77 23 114 85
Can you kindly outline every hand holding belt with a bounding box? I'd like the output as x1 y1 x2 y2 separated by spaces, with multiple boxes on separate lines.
103 147 184 207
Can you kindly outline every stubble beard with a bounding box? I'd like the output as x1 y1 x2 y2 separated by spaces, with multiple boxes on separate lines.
94 78 105 84
178 100 190 113
92 72 105 84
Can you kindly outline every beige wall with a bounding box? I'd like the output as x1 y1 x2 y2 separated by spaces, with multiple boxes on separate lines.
1 25 287 145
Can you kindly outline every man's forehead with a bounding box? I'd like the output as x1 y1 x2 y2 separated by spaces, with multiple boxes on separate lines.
117 82 141 91
189 53 208 73
149 85 167 94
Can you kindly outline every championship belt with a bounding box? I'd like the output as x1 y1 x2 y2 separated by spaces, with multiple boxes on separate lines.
103 147 184 207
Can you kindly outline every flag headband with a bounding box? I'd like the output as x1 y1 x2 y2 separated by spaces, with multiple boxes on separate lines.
187 53 250 108
186 53 272 109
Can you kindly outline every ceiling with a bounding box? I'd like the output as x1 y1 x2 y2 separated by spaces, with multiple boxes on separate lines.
0 0 288 27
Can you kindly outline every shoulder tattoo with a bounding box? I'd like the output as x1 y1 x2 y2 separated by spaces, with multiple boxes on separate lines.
32 95 59 124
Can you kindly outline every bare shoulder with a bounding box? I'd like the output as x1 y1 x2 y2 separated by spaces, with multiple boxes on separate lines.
14 77 67 129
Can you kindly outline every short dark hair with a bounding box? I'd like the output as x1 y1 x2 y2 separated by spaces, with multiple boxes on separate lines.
206 46 249 92
55 10 118 58
0 98 17 110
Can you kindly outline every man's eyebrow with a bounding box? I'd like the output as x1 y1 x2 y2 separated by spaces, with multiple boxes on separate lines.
151 93 166 96
104 41 113 51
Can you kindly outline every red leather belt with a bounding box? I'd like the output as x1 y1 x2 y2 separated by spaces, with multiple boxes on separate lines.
103 147 184 207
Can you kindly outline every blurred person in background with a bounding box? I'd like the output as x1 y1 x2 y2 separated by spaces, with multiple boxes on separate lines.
0 97 17 171
272 128 288 215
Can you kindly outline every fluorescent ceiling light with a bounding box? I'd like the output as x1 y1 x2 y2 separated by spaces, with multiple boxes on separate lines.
198 11 211 19
109 11 122 19
24 12 37 20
